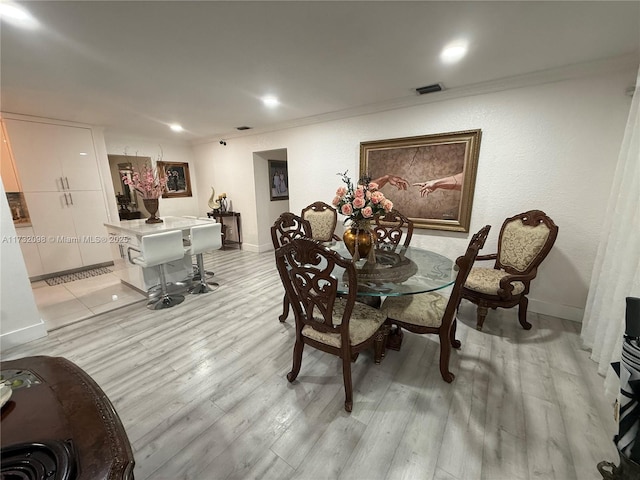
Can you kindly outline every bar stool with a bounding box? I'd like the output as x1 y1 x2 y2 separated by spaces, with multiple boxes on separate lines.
127 230 186 309
185 223 222 294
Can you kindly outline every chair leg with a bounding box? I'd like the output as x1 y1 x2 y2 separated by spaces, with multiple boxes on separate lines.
286 339 304 383
476 306 488 330
342 353 354 412
450 318 461 349
518 296 532 330
438 330 455 383
279 294 289 322
373 324 390 364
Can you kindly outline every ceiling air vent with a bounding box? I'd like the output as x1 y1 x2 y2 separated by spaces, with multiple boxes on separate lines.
416 83 444 95
236 126 252 131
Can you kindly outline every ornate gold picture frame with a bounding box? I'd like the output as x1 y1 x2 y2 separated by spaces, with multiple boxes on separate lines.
360 129 481 232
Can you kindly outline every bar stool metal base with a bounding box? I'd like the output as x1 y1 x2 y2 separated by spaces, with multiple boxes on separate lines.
147 293 185 310
188 254 219 294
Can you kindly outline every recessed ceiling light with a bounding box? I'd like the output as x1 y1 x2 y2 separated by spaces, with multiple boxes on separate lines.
79 152 88 156
440 41 468 64
169 123 184 132
262 96 279 108
0 2 39 29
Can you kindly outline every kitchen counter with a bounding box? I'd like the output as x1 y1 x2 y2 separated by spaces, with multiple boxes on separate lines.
104 215 211 237
104 216 213 292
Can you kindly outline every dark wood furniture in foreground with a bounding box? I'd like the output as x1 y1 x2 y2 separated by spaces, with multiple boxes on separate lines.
0 355 135 480
207 211 242 249
270 212 312 322
275 238 388 412
461 210 559 330
382 225 490 383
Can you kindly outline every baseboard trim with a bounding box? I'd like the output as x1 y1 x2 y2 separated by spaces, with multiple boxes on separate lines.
0 320 47 350
528 298 584 323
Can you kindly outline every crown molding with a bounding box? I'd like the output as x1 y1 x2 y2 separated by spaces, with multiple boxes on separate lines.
193 53 638 146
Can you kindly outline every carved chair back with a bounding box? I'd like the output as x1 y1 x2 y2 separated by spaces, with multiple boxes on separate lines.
372 210 414 248
301 201 339 243
275 238 356 340
271 212 312 249
495 210 558 275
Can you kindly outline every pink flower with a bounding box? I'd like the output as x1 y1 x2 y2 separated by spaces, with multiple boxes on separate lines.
336 186 347 197
362 206 373 218
331 195 341 207
368 182 379 190
382 199 393 212
353 197 365 208
354 187 365 198
341 203 353 216
371 191 385 204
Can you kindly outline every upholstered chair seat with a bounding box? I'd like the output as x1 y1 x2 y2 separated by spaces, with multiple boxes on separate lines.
382 293 447 328
302 298 386 348
464 268 525 296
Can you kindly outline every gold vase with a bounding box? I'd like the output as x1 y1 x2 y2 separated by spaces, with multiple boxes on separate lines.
343 221 374 260
143 198 163 224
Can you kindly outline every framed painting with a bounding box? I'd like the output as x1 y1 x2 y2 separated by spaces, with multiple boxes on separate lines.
360 129 481 232
268 160 289 201
157 161 192 198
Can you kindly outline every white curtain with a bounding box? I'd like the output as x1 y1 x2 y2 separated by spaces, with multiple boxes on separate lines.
581 66 640 398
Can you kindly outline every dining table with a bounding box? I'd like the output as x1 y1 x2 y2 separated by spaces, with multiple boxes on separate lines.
329 241 458 351
330 242 457 299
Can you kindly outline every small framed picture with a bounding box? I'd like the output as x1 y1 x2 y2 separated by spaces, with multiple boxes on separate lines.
268 160 289 201
157 161 193 198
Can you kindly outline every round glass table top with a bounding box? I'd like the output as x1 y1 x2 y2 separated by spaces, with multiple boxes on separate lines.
329 243 457 297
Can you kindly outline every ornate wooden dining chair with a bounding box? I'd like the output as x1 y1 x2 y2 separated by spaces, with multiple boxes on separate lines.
382 225 491 382
271 212 312 322
301 201 341 243
372 210 414 249
461 210 558 331
275 238 388 412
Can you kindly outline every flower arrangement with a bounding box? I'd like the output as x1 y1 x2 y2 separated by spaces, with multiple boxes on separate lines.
122 162 167 200
332 171 393 226
121 147 167 200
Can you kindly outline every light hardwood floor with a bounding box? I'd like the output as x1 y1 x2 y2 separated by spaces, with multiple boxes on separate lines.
2 248 619 480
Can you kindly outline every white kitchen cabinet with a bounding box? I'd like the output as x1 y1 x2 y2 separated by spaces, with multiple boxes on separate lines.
24 192 84 273
4 118 111 277
4 119 103 192
14 226 45 278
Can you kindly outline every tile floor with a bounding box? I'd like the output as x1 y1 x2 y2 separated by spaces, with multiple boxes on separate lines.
31 262 147 331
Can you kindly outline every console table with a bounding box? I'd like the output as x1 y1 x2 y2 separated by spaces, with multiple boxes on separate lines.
0 356 135 479
207 211 242 249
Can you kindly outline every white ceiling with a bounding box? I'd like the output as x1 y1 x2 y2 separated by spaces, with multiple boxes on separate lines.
1 1 638 143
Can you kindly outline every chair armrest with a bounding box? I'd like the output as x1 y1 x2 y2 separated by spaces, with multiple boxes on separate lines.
497 269 537 298
126 246 141 265
332 234 341 241
475 253 497 262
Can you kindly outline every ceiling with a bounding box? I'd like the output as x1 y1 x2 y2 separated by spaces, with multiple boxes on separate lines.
1 1 638 143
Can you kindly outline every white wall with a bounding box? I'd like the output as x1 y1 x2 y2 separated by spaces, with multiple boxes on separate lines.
193 68 636 321
104 134 200 217
0 182 47 349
